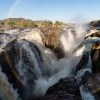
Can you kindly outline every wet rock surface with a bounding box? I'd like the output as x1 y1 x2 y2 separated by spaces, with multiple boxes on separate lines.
75 52 89 72
53 47 65 59
32 77 82 100
81 72 100 99
91 41 100 73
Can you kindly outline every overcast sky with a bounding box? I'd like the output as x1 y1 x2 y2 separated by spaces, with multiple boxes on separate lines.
0 0 100 22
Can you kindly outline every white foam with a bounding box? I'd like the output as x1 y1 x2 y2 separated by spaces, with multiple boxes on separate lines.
80 85 95 100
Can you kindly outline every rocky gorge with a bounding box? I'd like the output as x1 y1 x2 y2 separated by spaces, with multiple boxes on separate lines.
0 24 100 100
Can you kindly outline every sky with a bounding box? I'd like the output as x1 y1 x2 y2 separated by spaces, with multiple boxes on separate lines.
0 0 100 23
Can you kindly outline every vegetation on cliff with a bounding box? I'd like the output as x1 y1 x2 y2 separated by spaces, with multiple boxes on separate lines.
41 27 60 50
0 18 65 28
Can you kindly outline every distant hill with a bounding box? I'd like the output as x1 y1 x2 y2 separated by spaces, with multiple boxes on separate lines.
3 18 33 23
0 18 37 28
1 18 45 25
0 18 48 28
1 17 90 28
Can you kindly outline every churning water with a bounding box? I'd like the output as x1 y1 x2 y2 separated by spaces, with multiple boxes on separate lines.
0 25 98 100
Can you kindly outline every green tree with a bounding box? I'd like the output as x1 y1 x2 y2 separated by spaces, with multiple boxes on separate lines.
5 21 16 27
27 21 37 27
41 21 53 27
54 21 63 27
17 21 37 28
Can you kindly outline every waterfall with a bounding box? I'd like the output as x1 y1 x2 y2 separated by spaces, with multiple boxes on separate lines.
60 25 87 58
33 25 88 97
33 55 80 96
0 25 99 100
75 38 100 100
0 39 45 100
60 28 76 56
15 40 42 83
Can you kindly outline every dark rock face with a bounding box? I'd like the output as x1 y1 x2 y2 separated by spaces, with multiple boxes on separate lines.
53 47 65 59
75 52 89 72
0 39 43 100
32 77 82 100
81 72 100 99
91 41 100 73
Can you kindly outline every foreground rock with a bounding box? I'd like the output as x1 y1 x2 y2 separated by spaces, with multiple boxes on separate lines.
32 77 82 100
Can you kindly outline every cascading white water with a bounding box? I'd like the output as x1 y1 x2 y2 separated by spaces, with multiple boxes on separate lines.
80 85 95 100
33 25 89 97
60 28 75 53
18 25 90 98
60 25 87 56
0 34 11 48
33 55 80 96
0 25 99 100
20 30 100 100
59 25 96 100
14 40 43 85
